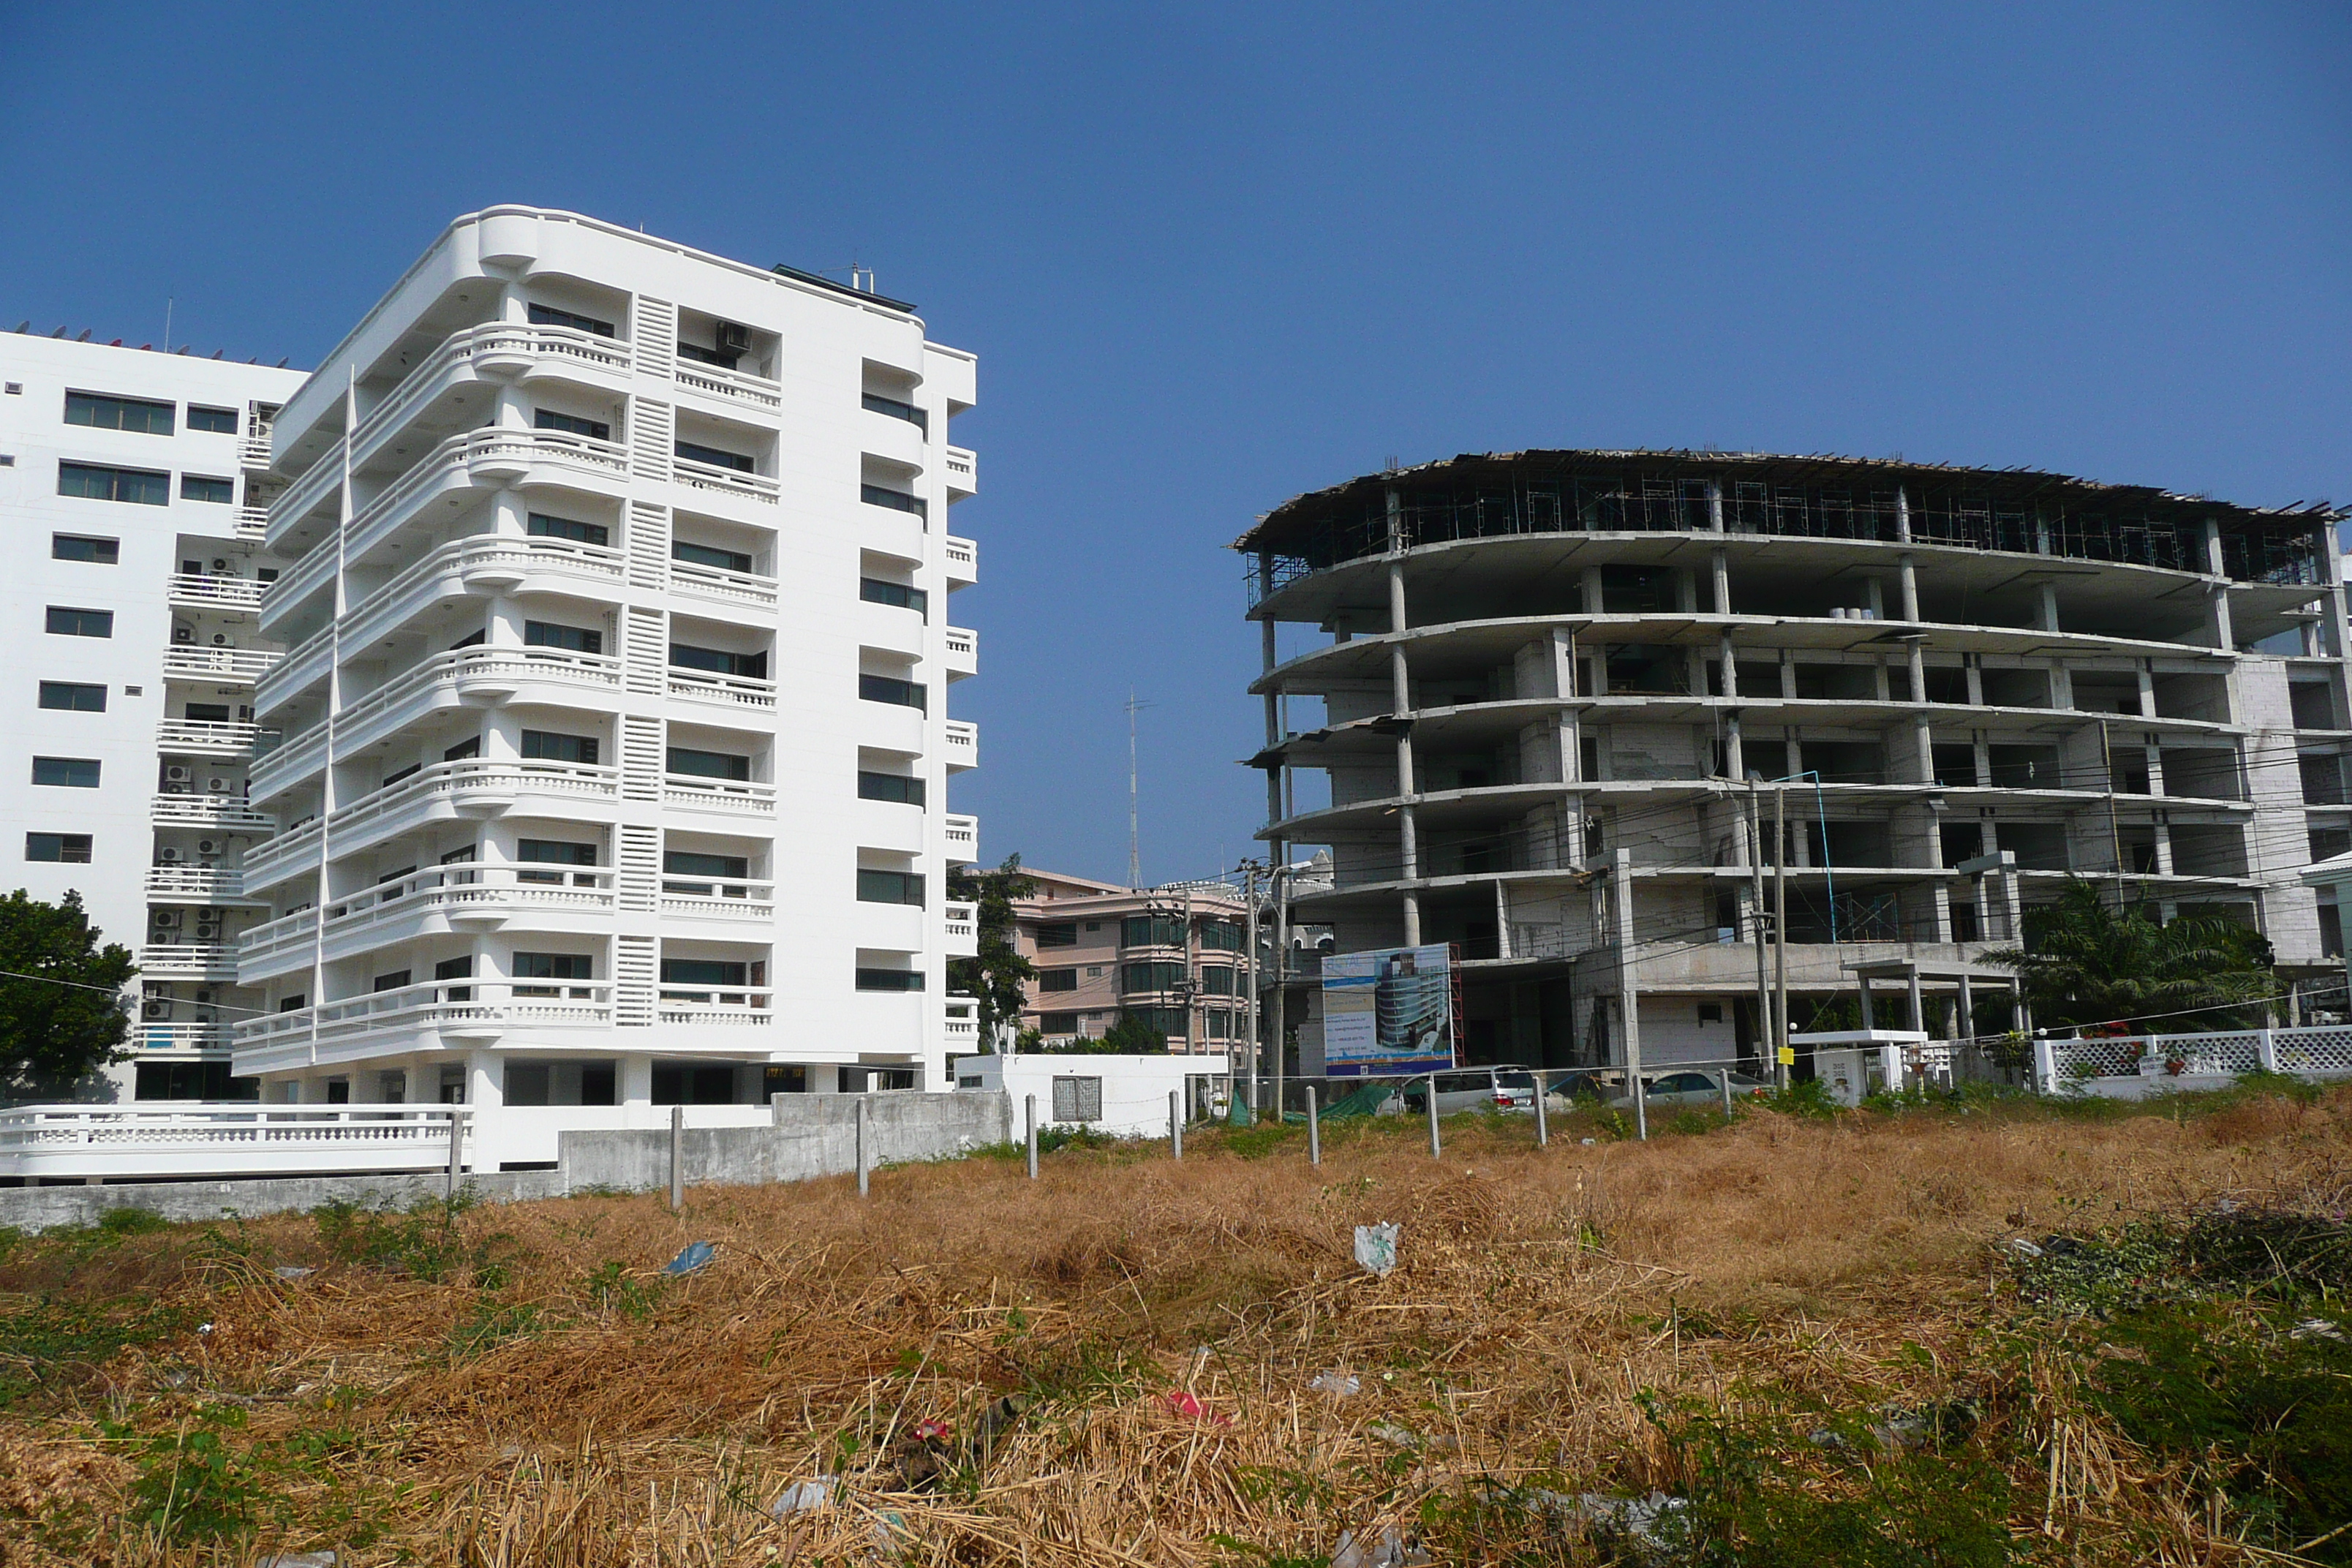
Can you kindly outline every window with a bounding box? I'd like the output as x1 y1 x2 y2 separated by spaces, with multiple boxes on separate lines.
186 404 238 434
535 408 611 441
663 850 750 896
135 1061 257 1101
527 512 608 546
505 1063 552 1107
858 770 925 805
666 746 751 781
1120 1006 1186 1039
859 673 925 712
669 642 766 679
39 682 107 712
860 578 928 617
856 968 925 992
1035 921 1078 949
861 483 925 519
434 954 475 1000
450 628 486 649
1121 913 1186 948
442 736 480 761
513 951 593 998
527 302 617 337
179 475 233 504
65 391 173 434
1039 1012 1082 1035
372 970 412 992
32 757 101 788
524 619 603 655
861 392 927 433
1199 919 1244 951
51 535 118 564
857 868 925 906
675 439 753 473
520 730 600 765
1051 1076 1103 1123
1201 967 1236 995
1122 960 1186 993
1039 968 1079 992
674 540 753 573
660 958 748 997
517 838 599 886
653 1063 740 1104
26 832 92 862
58 462 168 505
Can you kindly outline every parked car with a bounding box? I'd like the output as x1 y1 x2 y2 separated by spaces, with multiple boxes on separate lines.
1399 1066 1541 1115
1638 1069 1772 1107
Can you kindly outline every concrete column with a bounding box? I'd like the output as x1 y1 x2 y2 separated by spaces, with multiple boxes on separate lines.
486 595 527 647
1613 850 1642 1082
1906 968 1925 1034
1957 972 1975 1038
1708 479 1726 534
1725 712 1746 784
1898 552 1921 622
491 489 528 538
1864 577 1886 620
1550 627 1578 699
1779 652 1796 701
1583 565 1605 617
499 282 529 325
1965 657 1985 706
494 384 531 429
619 1052 653 1106
1719 631 1741 700
2037 582 2061 633
1711 546 1731 617
1895 486 1912 544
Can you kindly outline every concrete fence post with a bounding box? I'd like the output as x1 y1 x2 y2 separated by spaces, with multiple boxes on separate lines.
1426 1074 1441 1158
1306 1084 1321 1165
1169 1090 1183 1161
855 1096 870 1199
1719 1068 1735 1121
1025 1094 1038 1180
2033 1036 2059 1096
1632 1073 1649 1142
1531 1075 1548 1147
769 1090 786 1127
445 1108 464 1199
2257 1028 2280 1074
668 1104 685 1211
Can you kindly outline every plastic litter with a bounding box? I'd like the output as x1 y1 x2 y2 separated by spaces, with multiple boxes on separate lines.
259 1554 336 1568
1508 1489 1692 1561
274 1265 314 1281
1330 1525 1431 1567
769 1476 835 1515
663 1240 717 1275
1309 1371 1361 1398
1162 1390 1230 1425
2291 1317 2345 1342
1354 1222 1399 1278
2004 1237 2044 1258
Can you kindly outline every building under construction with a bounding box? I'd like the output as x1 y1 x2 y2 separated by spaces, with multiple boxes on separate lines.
1237 451 2350 1074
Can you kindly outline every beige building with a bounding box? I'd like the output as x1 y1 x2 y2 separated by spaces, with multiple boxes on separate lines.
1010 870 1249 1051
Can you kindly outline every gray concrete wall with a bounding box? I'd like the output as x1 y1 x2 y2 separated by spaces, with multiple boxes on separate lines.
0 1092 1012 1235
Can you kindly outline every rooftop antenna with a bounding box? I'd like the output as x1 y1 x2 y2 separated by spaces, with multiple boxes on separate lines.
1125 691 1156 887
162 296 173 355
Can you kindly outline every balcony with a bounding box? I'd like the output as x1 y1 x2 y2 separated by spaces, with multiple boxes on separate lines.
268 324 635 537
235 506 269 541
660 774 778 816
943 625 978 680
135 1019 234 1052
943 446 977 500
944 718 979 772
321 535 628 657
672 456 782 506
671 558 780 610
158 719 272 757
151 792 273 832
146 865 252 903
167 573 267 613
656 990 776 1026
667 667 778 710
944 900 979 957
234 981 614 1071
258 645 622 782
945 994 979 1044
672 360 784 411
268 426 630 566
241 867 619 976
658 878 778 921
943 535 977 588
140 943 241 979
0 1103 465 1183
943 812 979 864
163 645 279 685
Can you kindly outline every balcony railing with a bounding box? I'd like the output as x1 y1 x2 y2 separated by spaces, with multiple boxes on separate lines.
151 793 273 832
943 446 976 494
139 943 242 978
672 456 782 505
235 506 269 540
667 666 779 709
163 645 280 684
656 990 775 1026
658 878 778 919
135 1020 234 1052
157 719 272 756
943 813 978 857
944 719 978 766
670 558 780 608
234 981 614 1053
674 361 784 409
167 573 267 611
944 625 977 675
660 775 777 815
946 993 979 1041
269 644 622 766
944 900 978 945
241 867 619 967
0 1103 465 1182
943 534 978 584
146 866 246 902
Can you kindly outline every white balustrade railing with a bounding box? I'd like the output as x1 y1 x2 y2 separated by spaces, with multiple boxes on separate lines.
671 456 782 504
673 361 784 408
943 535 977 579
0 1104 464 1178
656 988 775 1025
235 981 615 1050
943 900 978 941
163 645 280 682
240 757 620 891
333 644 622 741
139 943 243 976
945 626 978 666
157 719 271 755
670 558 780 607
167 573 268 611
658 878 777 919
241 866 619 964
135 1020 235 1052
943 813 977 853
151 794 272 829
146 866 246 901
944 719 978 762
660 775 777 815
943 446 976 489
666 666 778 709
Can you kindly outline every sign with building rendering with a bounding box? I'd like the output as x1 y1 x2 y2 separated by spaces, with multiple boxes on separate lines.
1320 944 1455 1076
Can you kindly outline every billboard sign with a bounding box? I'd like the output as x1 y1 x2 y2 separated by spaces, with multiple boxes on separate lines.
1320 943 1455 1077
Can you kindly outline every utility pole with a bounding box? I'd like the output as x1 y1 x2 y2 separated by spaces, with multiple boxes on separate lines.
1748 778 1768 1076
2099 717 2125 908
1240 859 1263 1116
1773 783 1790 1091
1271 853 1291 1117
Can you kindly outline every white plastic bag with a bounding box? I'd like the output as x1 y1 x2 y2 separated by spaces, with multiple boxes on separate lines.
1354 1222 1399 1278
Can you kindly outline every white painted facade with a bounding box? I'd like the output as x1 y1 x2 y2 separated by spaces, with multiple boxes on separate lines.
0 333 304 1101
229 208 981 1166
952 1052 1229 1138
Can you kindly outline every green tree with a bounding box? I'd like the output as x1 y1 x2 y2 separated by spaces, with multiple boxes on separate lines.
0 889 137 1098
946 855 1038 1050
1983 878 2276 1035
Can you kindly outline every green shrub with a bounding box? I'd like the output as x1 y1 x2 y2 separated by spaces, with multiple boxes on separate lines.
119 1406 274 1544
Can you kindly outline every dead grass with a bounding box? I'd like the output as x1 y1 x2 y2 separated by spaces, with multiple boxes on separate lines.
2 1086 2348 1565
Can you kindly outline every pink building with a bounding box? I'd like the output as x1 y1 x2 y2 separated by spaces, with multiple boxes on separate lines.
1010 870 1249 1052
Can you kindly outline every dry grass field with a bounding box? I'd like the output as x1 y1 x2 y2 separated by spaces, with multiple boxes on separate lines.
0 1083 2347 1567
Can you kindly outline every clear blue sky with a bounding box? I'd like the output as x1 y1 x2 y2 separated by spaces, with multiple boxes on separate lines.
4 3 2345 887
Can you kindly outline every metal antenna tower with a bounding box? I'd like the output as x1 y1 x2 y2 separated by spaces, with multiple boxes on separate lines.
1125 692 1155 887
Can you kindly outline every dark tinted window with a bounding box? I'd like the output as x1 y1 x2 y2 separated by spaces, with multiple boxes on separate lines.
859 674 924 711
857 770 925 805
52 534 119 563
186 404 238 434
666 747 751 780
58 462 167 505
38 682 106 712
860 578 927 616
180 475 234 504
46 606 113 638
856 968 925 992
31 757 101 788
527 303 616 337
860 483 924 518
26 832 92 862
856 868 925 906
527 512 609 546
674 540 753 573
65 391 173 434
524 620 602 655
535 408 611 441
675 439 754 473
519 731 600 765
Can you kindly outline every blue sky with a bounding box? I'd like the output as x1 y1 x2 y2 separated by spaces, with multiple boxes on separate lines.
4 2 2345 886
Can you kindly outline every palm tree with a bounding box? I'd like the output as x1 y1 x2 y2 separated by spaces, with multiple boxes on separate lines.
1983 878 2277 1035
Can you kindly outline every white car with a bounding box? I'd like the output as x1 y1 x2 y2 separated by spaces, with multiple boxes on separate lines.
1399 1066 1542 1115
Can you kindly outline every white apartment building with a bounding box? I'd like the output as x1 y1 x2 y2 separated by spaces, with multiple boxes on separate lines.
1 331 304 1101
230 207 981 1166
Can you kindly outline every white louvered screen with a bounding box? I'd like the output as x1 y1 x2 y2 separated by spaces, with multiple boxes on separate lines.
633 297 676 378
619 715 664 803
626 501 670 591
623 607 667 696
617 824 660 911
630 399 674 483
614 935 657 1027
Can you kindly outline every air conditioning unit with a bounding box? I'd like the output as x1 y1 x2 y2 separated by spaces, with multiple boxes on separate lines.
143 999 173 1020
195 921 222 940
151 910 182 930
197 839 222 856
200 908 225 921
173 627 195 644
193 988 214 1004
157 846 184 864
237 706 253 722
716 321 750 355
211 558 230 573
207 777 230 793
165 764 192 783
211 633 229 647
